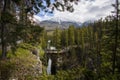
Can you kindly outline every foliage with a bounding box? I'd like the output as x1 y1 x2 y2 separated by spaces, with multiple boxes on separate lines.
61 29 68 47
1 12 16 23
52 28 61 48
16 25 44 45
68 25 75 45
0 0 120 80
40 30 48 49
45 15 120 80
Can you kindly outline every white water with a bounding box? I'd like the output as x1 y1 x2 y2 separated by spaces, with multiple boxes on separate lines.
47 58 52 75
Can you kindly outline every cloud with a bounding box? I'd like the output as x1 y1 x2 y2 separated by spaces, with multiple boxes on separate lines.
34 0 114 23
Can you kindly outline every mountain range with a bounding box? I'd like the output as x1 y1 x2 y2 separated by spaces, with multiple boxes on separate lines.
35 18 92 31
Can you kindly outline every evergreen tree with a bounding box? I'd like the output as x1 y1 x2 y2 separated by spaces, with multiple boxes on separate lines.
74 28 80 46
61 29 68 47
53 28 61 48
68 25 75 46
40 30 47 49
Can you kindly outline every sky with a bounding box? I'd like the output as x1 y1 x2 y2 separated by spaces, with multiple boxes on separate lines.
34 0 115 23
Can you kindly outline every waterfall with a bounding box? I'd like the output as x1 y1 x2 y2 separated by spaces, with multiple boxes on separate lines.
47 58 52 75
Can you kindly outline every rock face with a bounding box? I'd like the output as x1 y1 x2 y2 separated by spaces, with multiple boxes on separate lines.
32 55 42 75
31 48 39 56
31 48 42 75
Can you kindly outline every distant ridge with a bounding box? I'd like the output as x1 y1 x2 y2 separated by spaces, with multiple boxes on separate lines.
34 17 93 30
37 20 82 30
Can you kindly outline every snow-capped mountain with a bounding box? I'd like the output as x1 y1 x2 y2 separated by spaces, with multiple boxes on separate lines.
38 20 82 30
34 15 92 30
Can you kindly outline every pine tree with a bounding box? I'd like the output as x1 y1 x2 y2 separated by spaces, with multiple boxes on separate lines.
68 25 75 46
61 29 68 47
112 0 119 74
53 28 61 48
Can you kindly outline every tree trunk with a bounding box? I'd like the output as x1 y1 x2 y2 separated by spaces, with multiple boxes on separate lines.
112 0 119 74
1 0 7 59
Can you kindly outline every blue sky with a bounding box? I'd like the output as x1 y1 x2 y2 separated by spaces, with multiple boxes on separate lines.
34 0 114 23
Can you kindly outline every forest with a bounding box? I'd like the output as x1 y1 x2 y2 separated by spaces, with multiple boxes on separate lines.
0 0 120 80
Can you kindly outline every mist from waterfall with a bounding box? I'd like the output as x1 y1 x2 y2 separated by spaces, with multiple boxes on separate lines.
47 58 52 75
